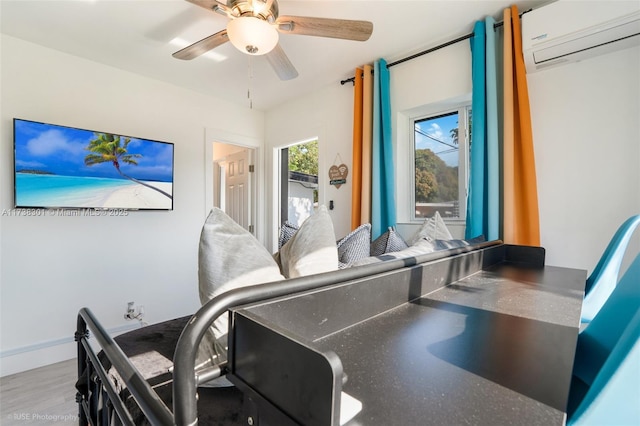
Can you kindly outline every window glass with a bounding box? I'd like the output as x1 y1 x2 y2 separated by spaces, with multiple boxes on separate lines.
413 107 470 220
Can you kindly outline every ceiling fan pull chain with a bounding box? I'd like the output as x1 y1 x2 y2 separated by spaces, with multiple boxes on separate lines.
247 56 254 109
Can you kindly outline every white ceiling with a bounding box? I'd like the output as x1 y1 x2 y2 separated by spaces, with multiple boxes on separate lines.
0 0 548 111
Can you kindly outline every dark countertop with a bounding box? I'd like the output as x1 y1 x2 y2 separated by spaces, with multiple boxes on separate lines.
316 265 586 426
230 245 587 426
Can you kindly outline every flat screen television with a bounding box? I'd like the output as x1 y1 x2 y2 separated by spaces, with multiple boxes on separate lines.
13 118 174 210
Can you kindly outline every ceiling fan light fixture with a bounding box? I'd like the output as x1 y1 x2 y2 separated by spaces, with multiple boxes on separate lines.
227 16 279 55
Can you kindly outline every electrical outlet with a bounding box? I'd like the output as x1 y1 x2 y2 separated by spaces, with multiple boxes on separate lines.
124 301 142 320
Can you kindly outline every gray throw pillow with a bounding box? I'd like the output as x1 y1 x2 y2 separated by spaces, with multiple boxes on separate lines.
370 226 409 256
337 223 372 268
278 221 299 249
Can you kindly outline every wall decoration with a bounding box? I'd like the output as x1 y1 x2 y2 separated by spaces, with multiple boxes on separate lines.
329 154 348 189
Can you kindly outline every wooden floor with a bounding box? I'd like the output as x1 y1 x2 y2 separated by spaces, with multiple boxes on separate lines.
0 359 78 425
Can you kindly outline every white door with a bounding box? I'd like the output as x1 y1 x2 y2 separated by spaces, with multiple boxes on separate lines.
224 149 252 231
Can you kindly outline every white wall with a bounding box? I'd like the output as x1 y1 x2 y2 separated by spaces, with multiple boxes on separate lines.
529 46 640 271
266 44 473 246
265 85 354 250
391 41 472 239
0 35 265 376
265 42 639 276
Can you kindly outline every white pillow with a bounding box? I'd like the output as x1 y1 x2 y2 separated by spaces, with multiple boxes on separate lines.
409 211 453 245
277 205 339 278
197 208 285 378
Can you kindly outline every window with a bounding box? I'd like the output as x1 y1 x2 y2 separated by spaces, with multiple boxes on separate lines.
412 105 471 221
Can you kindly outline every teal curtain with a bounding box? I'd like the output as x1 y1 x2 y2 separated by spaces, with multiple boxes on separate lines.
371 58 395 239
466 17 499 240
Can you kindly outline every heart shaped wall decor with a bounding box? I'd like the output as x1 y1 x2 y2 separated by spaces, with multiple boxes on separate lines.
329 164 349 189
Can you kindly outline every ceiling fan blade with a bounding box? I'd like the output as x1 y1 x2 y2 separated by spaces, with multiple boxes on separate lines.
266 44 299 81
172 30 229 60
276 16 373 41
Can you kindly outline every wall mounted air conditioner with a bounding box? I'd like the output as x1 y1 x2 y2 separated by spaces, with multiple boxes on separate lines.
522 0 640 73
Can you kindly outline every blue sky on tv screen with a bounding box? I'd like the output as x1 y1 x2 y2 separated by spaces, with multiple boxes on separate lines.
14 119 174 182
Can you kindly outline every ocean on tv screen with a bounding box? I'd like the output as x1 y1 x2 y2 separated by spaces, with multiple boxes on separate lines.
15 173 173 210
13 118 174 210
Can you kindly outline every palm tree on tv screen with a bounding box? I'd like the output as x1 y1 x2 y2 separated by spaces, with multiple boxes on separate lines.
84 133 172 200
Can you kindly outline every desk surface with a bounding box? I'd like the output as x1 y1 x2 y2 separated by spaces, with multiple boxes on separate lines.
230 245 587 426
317 264 586 425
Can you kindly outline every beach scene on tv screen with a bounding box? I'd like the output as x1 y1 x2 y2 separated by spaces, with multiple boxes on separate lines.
14 119 174 210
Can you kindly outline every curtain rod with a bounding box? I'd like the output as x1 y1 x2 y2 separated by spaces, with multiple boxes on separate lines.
340 8 531 86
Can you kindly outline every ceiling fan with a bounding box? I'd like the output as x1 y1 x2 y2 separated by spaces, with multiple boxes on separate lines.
172 0 373 80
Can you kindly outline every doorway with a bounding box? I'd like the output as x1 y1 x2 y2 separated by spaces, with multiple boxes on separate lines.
278 139 319 228
212 142 256 232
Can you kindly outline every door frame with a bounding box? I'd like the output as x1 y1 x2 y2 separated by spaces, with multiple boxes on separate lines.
205 128 263 241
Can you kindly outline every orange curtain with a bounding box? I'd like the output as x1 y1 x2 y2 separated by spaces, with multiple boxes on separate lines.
502 5 540 245
351 65 374 230
351 68 363 229
361 64 373 225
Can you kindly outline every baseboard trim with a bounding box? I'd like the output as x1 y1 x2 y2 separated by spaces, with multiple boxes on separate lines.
0 323 140 358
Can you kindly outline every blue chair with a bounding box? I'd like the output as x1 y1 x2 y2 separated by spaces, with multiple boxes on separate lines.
581 215 640 323
567 253 640 425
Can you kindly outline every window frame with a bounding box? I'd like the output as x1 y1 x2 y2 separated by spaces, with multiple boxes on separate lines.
409 103 471 223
